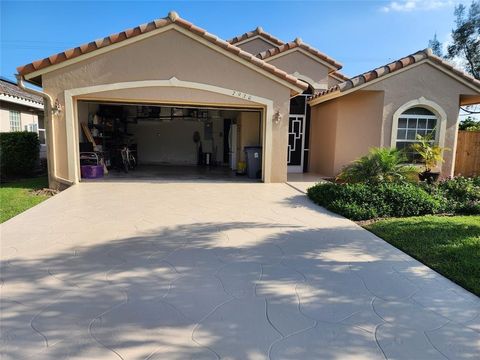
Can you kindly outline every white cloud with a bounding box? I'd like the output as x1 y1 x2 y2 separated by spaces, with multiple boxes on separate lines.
381 0 454 13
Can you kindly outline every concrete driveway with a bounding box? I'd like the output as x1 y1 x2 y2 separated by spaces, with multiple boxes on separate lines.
1 181 479 359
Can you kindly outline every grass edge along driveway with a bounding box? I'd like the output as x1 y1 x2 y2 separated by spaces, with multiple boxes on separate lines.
364 215 480 297
0 177 50 223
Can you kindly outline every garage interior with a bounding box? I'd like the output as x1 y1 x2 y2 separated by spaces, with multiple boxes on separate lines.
77 100 263 181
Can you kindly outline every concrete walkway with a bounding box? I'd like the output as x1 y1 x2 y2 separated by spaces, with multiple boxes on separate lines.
1 181 478 359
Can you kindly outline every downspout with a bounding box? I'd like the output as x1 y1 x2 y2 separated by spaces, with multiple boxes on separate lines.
16 74 74 188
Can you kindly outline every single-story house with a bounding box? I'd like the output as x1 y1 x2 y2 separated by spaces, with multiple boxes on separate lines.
0 77 47 158
15 11 480 188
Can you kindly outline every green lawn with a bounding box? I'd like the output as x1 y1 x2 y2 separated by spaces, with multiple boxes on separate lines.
0 177 50 223
364 215 480 296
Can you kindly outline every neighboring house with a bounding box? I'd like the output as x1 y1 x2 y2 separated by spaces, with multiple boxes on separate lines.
0 77 46 158
15 12 480 188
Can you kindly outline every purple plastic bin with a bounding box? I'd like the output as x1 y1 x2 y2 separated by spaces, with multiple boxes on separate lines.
81 165 104 179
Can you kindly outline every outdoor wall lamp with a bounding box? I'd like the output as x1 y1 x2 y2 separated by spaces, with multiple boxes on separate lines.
273 110 282 124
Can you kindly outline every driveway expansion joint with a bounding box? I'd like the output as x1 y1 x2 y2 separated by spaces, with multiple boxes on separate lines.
1 182 478 359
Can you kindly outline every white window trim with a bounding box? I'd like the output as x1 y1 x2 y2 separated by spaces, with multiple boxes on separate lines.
391 97 448 171
9 110 21 131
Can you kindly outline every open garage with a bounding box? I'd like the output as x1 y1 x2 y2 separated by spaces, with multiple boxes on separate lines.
77 100 263 181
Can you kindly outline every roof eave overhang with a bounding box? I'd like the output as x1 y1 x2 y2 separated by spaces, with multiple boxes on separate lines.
0 93 44 109
308 90 342 106
21 24 307 94
309 59 480 106
460 94 480 106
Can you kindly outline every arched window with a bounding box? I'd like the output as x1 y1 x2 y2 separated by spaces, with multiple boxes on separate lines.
395 107 438 162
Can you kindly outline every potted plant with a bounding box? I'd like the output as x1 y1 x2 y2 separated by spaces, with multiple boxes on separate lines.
411 133 448 183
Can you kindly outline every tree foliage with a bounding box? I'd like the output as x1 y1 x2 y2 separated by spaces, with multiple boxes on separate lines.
446 1 480 79
459 117 480 131
428 33 443 57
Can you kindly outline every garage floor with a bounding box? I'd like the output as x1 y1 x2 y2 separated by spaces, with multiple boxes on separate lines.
85 165 256 182
1 181 479 359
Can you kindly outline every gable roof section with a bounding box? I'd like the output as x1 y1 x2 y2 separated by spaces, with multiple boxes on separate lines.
17 12 307 92
0 76 43 106
227 27 284 47
257 38 342 71
310 48 480 105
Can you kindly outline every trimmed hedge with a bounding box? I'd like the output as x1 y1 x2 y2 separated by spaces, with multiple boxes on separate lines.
307 182 447 221
0 132 39 179
308 177 480 221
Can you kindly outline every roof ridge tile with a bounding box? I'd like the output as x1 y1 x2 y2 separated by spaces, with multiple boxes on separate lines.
227 27 284 46
311 48 480 101
256 39 342 70
17 11 307 91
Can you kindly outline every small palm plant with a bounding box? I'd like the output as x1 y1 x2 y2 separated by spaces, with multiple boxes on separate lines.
410 133 448 173
337 147 419 184
410 132 449 183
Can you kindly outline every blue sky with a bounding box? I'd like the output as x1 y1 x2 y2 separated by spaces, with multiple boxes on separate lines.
0 0 471 81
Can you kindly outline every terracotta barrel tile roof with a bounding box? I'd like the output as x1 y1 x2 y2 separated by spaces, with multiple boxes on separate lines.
311 48 480 102
0 77 43 104
227 27 285 46
17 11 308 91
330 71 349 81
256 38 343 70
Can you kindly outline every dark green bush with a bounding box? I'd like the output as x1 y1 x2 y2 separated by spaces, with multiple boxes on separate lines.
378 183 447 217
0 132 39 179
308 182 445 220
435 177 480 214
308 176 480 220
329 200 379 220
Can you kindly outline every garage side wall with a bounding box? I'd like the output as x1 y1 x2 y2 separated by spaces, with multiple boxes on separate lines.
40 28 293 184
308 100 338 176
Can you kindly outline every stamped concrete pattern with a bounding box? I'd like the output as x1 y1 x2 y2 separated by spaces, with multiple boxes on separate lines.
1 181 479 359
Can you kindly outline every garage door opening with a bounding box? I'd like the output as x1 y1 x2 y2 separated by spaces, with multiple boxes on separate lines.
77 100 263 181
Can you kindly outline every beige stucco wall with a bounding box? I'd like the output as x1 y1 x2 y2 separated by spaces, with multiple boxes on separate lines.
309 100 338 175
235 37 277 55
79 87 256 107
268 51 330 90
363 62 479 177
310 61 478 178
332 91 384 175
40 27 293 185
309 92 383 177
0 101 40 132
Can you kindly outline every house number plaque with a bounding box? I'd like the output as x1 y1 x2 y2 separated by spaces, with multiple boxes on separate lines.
232 91 252 101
